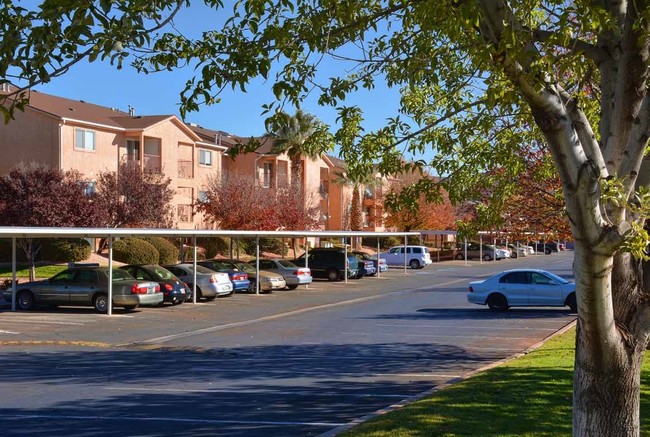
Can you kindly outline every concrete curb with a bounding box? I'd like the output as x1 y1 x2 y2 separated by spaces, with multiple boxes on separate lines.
317 319 578 437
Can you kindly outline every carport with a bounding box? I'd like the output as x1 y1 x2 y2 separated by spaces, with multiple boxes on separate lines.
0 227 422 315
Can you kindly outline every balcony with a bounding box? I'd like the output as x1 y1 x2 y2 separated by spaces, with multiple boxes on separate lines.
177 204 193 223
178 160 194 179
143 154 161 173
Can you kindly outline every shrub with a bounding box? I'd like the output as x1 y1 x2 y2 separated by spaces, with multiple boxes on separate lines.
113 238 159 264
242 237 285 255
40 238 91 263
182 246 206 262
142 237 179 265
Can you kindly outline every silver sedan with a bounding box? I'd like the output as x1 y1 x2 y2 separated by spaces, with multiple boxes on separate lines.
163 264 233 299
254 259 312 290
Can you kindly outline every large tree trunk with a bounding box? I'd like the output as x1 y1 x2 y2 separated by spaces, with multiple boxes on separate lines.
573 249 649 436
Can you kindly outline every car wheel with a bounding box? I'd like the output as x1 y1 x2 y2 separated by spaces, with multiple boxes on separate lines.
206 296 217 301
16 290 35 310
483 254 493 261
409 259 420 269
171 296 183 305
123 305 137 311
511 252 518 259
93 294 110 314
455 253 464 260
566 293 577 313
287 285 298 290
327 269 339 281
195 287 203 300
487 293 509 311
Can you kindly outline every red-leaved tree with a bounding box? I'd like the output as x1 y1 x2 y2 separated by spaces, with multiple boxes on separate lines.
95 164 175 228
0 165 105 279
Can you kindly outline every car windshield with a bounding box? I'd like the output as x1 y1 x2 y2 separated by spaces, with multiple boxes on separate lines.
277 260 297 268
193 265 215 274
233 262 255 272
148 265 176 280
353 252 370 259
543 271 571 284
111 269 135 282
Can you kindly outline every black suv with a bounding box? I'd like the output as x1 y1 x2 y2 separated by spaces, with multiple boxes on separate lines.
291 248 359 281
528 241 559 255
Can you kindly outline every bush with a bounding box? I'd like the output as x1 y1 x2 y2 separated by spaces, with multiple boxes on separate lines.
142 237 179 265
181 246 206 262
113 238 159 264
40 239 91 263
241 237 285 255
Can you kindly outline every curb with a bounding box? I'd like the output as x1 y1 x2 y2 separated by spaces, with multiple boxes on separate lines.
317 319 578 437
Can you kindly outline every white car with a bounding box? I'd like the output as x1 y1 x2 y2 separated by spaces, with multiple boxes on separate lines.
163 263 233 299
380 245 432 269
467 269 576 312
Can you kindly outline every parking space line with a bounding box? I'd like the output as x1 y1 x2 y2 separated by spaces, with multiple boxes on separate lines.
0 319 86 326
0 329 19 334
105 387 410 399
373 323 559 331
0 413 346 428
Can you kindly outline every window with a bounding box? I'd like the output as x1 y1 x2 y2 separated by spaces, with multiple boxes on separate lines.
198 190 209 203
413 247 422 254
79 181 95 196
74 128 96 151
199 149 212 166
500 272 530 284
262 162 272 188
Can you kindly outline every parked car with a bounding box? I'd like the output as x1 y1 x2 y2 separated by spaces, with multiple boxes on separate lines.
291 248 359 281
163 264 233 299
455 242 505 261
350 252 376 278
507 244 531 258
380 245 432 269
352 251 385 274
11 266 162 313
253 259 312 290
120 264 190 305
197 260 251 294
218 259 286 292
467 269 576 312
528 241 559 255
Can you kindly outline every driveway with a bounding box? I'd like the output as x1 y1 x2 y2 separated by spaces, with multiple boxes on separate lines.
0 252 576 436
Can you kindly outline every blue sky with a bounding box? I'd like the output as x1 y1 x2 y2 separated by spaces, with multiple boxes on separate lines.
27 3 403 142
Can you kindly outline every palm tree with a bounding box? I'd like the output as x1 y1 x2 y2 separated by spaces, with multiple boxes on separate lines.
265 109 332 188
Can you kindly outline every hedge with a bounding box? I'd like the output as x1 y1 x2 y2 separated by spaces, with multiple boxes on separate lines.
142 237 179 265
40 239 91 263
113 237 159 264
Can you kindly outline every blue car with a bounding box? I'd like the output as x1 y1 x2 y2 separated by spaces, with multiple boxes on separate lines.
197 260 251 293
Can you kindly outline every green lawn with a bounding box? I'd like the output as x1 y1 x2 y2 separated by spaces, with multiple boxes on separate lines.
0 264 69 279
342 327 650 436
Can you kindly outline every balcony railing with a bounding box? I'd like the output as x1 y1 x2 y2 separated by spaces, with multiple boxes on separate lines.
178 160 193 179
143 155 161 173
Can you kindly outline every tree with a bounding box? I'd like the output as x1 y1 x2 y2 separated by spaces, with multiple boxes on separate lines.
95 164 175 229
197 172 280 230
385 172 457 232
5 1 650 434
0 165 104 280
264 110 333 188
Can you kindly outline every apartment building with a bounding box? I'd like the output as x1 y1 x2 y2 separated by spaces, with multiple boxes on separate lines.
0 85 226 229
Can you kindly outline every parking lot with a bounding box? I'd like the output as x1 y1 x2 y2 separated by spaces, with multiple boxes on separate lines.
0 252 576 436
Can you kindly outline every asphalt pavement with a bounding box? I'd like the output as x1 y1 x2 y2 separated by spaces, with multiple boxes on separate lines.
0 251 576 436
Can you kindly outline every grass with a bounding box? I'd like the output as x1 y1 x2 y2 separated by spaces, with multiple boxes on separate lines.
0 263 69 279
342 327 650 436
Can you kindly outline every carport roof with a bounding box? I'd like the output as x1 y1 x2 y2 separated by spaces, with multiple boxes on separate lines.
0 227 420 239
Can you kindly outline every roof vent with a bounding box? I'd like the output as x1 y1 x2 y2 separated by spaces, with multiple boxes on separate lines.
128 105 135 117
215 134 222 146
0 82 9 93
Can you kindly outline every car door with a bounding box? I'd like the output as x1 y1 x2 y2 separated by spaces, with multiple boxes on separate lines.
385 247 403 265
69 269 100 304
307 252 325 278
167 266 190 285
498 271 531 305
529 272 564 305
39 269 76 304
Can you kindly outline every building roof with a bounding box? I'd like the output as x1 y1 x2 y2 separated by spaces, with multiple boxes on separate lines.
326 154 347 169
186 122 277 154
1 85 196 136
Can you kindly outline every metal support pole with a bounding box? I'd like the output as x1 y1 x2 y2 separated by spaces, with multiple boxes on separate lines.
305 236 309 290
11 237 16 311
192 236 197 304
376 238 380 278
256 236 260 295
108 236 113 316
344 237 348 283
464 237 468 267
404 235 408 274
479 234 483 263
